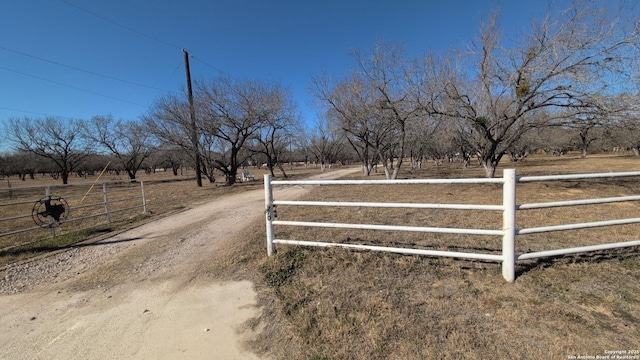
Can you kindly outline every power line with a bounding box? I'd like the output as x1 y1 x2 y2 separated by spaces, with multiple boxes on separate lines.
58 0 228 94
59 0 225 80
59 0 182 50
0 65 145 107
190 55 227 76
0 45 170 92
0 107 76 120
171 61 183 75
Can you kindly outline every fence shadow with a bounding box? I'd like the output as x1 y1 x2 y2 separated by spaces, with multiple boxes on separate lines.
0 235 146 258
515 246 640 278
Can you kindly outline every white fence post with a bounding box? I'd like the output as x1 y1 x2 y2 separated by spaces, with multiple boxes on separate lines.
264 174 276 256
502 169 516 282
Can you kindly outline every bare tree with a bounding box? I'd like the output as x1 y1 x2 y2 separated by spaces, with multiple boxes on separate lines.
570 114 605 158
143 93 203 182
406 109 444 169
308 119 345 171
430 2 640 177
249 85 300 178
0 154 5 179
353 43 426 179
588 91 640 155
1 151 43 181
290 130 314 168
313 73 379 175
84 115 155 180
196 76 297 185
8 117 92 184
73 153 111 178
313 43 426 179
153 144 187 176
613 116 640 156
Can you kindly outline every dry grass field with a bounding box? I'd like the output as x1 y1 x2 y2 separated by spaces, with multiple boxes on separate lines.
1 154 639 359
212 153 640 359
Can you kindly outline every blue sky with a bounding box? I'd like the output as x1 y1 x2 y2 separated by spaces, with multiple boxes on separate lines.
1 0 568 141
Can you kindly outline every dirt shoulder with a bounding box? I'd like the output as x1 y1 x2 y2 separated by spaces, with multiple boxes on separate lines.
0 168 358 360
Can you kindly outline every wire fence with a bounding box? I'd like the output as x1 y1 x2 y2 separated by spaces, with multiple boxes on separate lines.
0 180 146 252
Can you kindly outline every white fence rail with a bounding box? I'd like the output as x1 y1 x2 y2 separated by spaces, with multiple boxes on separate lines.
264 169 640 282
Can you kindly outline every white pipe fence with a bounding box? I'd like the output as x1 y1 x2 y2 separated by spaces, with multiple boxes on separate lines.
264 169 640 282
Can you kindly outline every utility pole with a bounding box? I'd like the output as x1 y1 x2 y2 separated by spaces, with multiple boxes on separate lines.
183 49 203 187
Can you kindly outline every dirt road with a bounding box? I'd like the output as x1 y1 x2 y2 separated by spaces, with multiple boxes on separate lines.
0 169 357 360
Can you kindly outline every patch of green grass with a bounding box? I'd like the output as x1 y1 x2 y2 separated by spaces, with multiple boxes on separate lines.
0 225 113 260
561 311 587 324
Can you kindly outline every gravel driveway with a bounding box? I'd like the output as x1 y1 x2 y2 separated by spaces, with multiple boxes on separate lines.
0 169 358 359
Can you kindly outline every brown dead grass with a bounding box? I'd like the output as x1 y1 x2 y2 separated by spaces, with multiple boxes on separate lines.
213 153 640 360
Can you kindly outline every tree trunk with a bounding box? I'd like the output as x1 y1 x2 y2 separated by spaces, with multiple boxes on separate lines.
277 163 288 178
269 165 275 177
225 170 237 186
362 162 374 176
391 157 403 180
480 157 498 178
579 131 590 158
382 158 392 179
